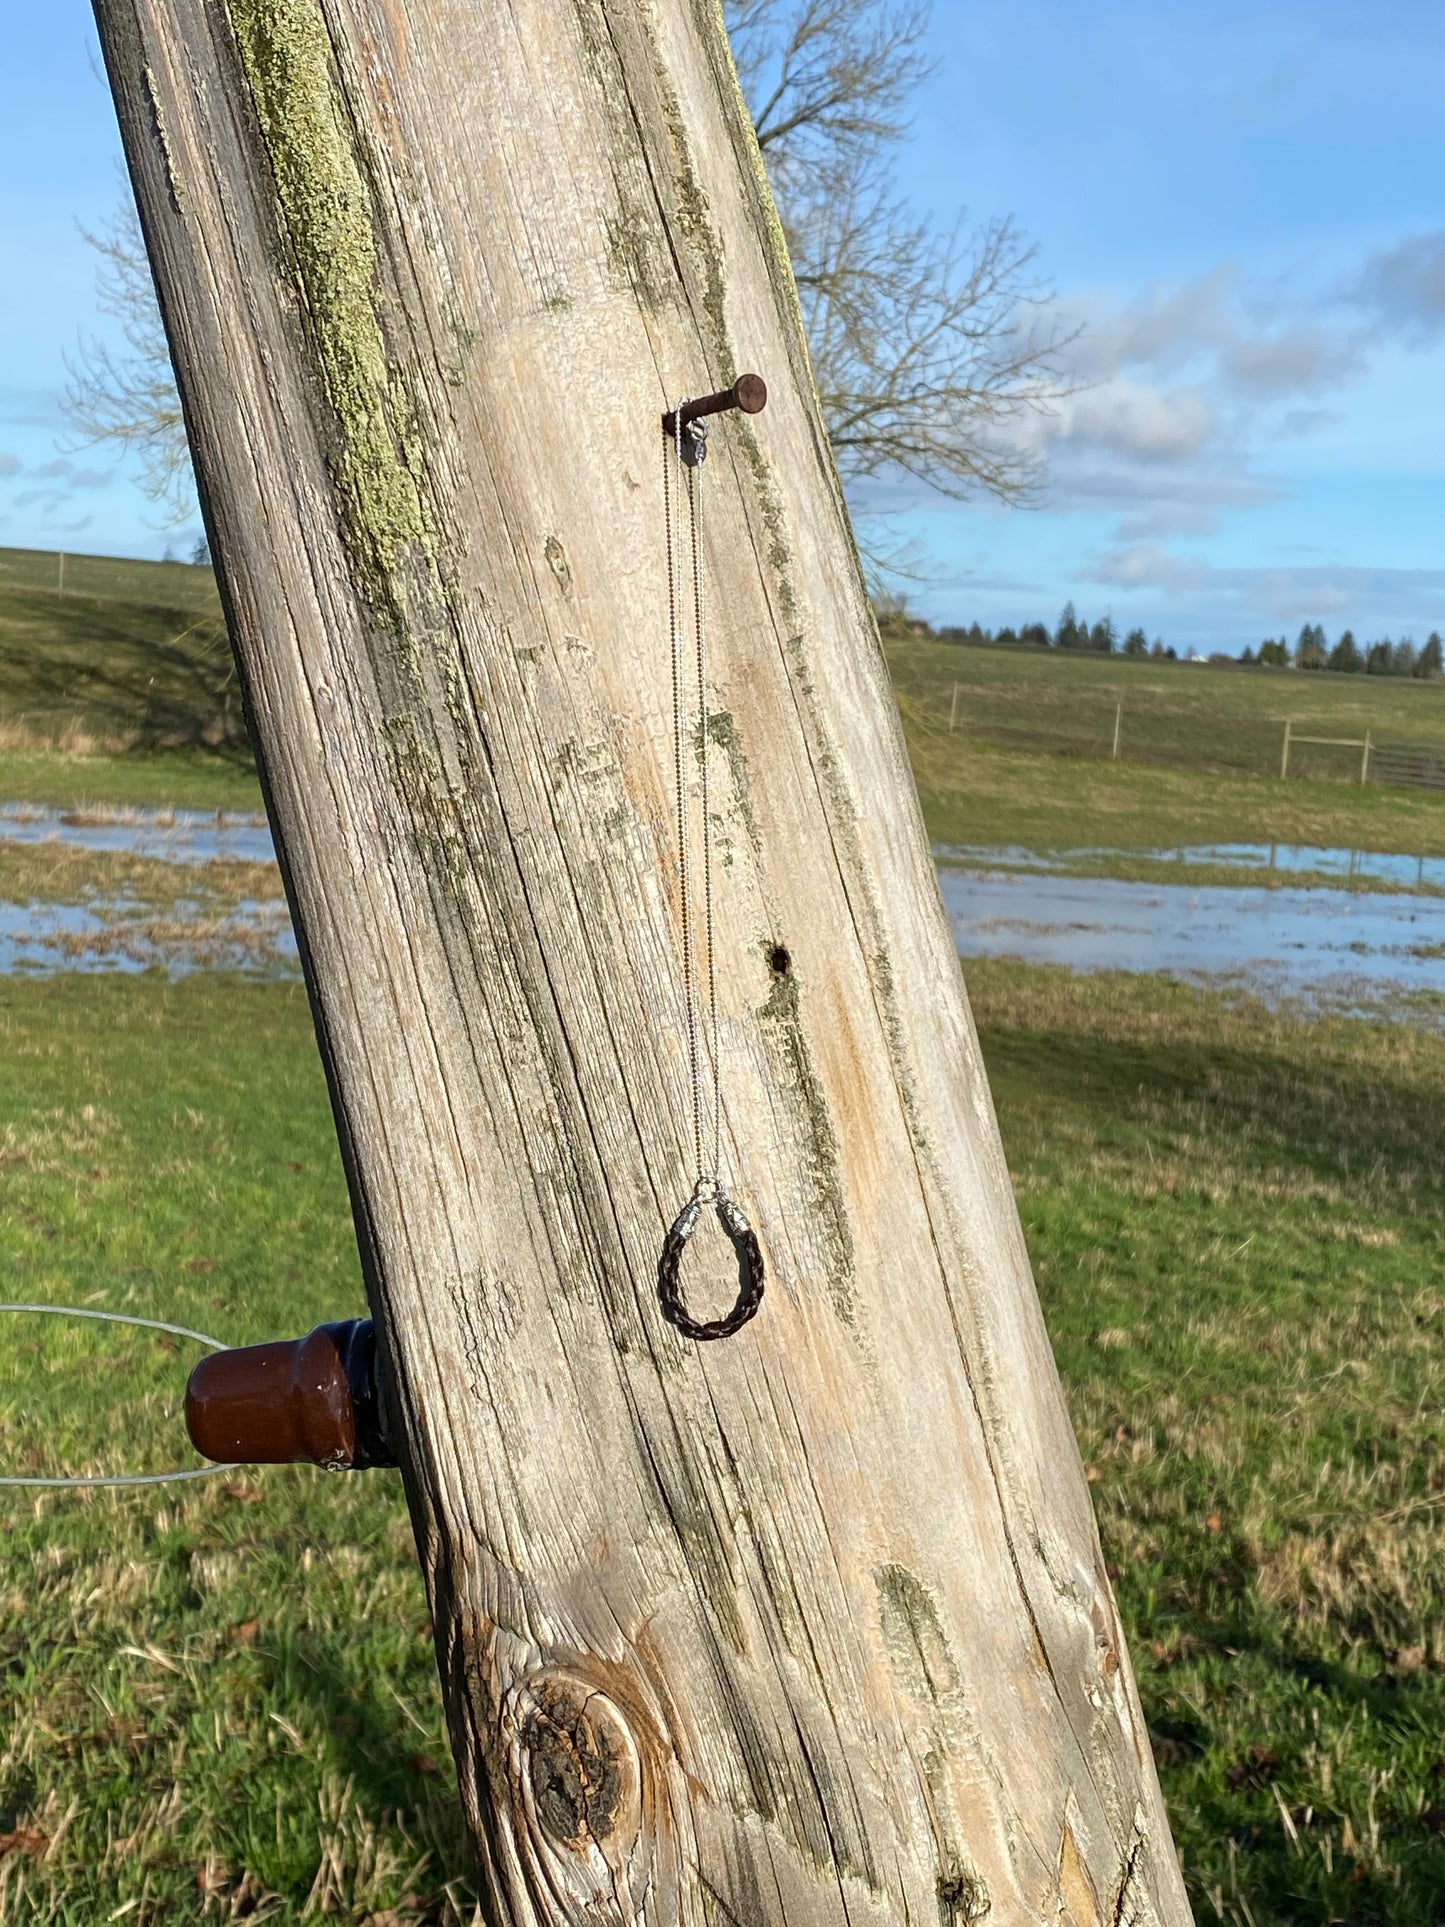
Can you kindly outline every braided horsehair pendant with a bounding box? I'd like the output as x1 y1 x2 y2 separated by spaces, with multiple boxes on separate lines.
657 382 769 1341
659 1185 766 1342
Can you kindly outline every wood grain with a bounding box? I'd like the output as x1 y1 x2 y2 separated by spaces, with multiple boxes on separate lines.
92 0 1193 1919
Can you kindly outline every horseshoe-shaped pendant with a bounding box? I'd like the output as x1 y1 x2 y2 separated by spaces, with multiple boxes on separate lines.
658 1188 766 1341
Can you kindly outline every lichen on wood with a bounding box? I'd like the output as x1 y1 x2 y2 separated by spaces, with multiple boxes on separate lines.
224 0 434 610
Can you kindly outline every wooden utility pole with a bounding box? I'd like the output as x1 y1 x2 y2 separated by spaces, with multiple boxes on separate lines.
93 2 1189 1922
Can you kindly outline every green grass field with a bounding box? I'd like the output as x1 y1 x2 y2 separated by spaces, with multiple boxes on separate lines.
890 635 1445 860
0 547 221 616
0 547 247 780
1 966 1443 1924
4 553 1445 1922
5 549 1445 858
887 633 1445 775
0 976 463 1925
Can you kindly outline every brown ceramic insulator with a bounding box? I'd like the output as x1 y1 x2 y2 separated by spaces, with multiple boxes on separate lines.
662 373 768 439
185 1318 394 1470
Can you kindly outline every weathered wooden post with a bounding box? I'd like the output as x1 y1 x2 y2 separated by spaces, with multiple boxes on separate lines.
92 1 1191 1920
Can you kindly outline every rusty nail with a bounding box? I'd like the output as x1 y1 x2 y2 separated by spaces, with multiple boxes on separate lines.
662 373 767 441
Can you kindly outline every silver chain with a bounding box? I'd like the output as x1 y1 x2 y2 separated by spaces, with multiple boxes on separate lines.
656 397 766 1341
665 405 722 1197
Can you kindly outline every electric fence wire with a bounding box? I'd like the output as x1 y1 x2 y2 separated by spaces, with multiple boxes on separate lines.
0 1304 240 1488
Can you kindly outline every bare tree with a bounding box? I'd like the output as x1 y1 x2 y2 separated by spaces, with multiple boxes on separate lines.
64 201 197 527
728 0 1070 523
72 1 1066 556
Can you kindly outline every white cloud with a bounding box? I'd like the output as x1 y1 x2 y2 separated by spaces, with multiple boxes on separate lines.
27 457 111 489
1060 268 1236 381
1005 253 1403 546
1087 544 1445 629
13 454 114 513
1094 540 1203 592
0 454 19 478
1050 379 1217 464
0 388 67 430
1355 231 1445 343
1275 407 1342 440
1222 327 1361 395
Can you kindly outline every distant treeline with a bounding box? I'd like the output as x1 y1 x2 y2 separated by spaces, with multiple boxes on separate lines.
927 602 1179 659
893 600 1445 677
1248 624 1443 678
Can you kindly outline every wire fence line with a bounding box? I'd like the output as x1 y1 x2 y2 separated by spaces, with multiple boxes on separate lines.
932 684 1445 791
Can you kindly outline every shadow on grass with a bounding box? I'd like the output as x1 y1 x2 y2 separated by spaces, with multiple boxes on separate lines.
0 587 252 758
987 1000 1445 1205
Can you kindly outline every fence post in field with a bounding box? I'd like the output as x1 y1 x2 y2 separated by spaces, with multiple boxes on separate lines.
1361 730 1373 785
1280 717 1293 778
949 680 960 732
57 552 65 597
1111 701 1122 762
92 2 1190 1920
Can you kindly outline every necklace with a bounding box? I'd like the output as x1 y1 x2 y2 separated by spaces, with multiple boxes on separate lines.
656 386 767 1341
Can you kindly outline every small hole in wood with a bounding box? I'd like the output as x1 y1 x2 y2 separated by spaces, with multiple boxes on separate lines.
767 945 791 978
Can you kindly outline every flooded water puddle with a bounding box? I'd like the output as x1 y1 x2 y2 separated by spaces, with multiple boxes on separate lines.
940 866 1445 1012
940 840 1445 892
0 896 297 976
1 799 1441 1008
0 803 274 866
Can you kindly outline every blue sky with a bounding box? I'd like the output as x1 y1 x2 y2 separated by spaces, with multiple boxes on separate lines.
4 1 1445 648
0 6 190 558
890 0 1445 646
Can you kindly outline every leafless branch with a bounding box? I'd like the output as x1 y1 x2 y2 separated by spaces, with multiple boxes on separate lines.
63 202 196 527
727 0 932 183
72 3 1074 571
726 0 1076 552
788 158 1076 502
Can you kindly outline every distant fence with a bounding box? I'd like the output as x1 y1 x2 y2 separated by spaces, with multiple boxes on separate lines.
932 683 1445 791
1367 742 1445 790
1280 719 1445 790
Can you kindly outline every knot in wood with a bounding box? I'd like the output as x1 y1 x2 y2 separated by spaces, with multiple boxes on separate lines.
514 1671 641 1858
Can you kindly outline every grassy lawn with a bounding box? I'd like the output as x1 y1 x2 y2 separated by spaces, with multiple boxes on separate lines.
3 557 1444 1919
0 975 463 1924
975 961 1445 1925
4 546 1443 858
910 733 1445 863
888 634 1445 774
1 967 1442 1922
0 547 222 612
0 548 221 616
890 634 1445 861
0 748 262 814
0 547 249 808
